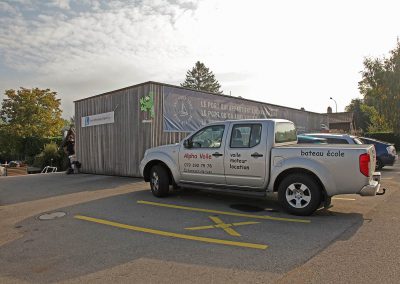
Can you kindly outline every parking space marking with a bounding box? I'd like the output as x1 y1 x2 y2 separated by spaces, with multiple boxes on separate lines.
185 216 260 237
74 215 268 250
332 197 356 201
137 200 310 223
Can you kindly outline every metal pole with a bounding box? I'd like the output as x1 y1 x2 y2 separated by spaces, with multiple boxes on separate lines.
330 97 337 113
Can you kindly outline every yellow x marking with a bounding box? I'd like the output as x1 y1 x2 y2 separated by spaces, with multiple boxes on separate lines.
75 215 267 250
185 216 259 237
138 200 310 223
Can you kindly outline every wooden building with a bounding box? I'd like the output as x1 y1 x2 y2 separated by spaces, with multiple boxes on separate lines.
74 81 328 177
327 112 355 133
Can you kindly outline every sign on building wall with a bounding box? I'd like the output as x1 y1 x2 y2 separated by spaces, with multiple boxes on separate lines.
81 111 115 128
163 87 273 132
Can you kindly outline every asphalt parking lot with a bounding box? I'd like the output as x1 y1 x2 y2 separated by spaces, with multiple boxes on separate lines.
0 163 399 283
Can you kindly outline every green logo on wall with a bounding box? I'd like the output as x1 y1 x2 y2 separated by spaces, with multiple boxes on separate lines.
140 92 155 118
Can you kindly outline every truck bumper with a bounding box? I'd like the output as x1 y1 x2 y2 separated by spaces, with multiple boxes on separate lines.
373 172 381 183
359 180 381 196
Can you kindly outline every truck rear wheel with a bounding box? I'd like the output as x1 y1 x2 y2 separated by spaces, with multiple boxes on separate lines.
278 174 321 216
375 159 383 170
150 165 170 197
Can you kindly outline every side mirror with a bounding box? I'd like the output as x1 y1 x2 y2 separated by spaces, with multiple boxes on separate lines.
183 139 192 149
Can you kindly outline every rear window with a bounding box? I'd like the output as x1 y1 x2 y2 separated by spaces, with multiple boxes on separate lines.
326 138 349 144
275 122 297 143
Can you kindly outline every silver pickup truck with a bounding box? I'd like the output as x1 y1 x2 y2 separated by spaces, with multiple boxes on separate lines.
140 119 383 215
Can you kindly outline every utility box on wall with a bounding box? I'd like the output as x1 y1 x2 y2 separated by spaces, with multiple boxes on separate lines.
74 81 328 177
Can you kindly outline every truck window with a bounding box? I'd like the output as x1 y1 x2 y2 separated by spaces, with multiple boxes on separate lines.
275 122 297 143
230 124 262 148
326 138 349 144
191 125 225 148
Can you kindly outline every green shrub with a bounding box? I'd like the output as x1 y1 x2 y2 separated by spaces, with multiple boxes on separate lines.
33 142 67 171
365 132 400 149
0 135 64 164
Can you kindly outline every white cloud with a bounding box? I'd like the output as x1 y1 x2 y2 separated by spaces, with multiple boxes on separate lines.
0 0 202 115
0 1 199 73
0 1 19 14
47 0 71 10
1 0 400 118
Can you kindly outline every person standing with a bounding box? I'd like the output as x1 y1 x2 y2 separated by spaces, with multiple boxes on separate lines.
62 129 75 174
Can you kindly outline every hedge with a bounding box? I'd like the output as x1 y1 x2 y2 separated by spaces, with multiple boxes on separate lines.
0 136 63 164
365 132 400 150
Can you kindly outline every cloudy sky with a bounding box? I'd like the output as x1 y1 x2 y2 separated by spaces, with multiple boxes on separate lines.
1 0 399 118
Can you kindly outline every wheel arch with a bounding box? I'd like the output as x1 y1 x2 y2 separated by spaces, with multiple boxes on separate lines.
273 168 328 200
143 160 174 185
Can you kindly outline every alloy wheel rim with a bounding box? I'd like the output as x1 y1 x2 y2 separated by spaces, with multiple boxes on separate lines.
151 172 159 191
285 183 311 209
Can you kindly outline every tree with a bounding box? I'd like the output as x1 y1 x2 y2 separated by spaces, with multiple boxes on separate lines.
62 116 75 130
1 87 64 138
358 39 400 133
0 88 65 162
181 61 223 94
345 98 371 132
345 98 391 133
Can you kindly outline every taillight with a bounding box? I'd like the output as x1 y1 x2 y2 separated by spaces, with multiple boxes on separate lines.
359 153 370 177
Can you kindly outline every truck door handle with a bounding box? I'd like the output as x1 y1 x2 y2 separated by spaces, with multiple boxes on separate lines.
251 152 264 158
212 152 223 157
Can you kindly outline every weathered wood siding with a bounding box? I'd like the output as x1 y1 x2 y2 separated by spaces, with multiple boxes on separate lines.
75 82 327 177
75 83 188 177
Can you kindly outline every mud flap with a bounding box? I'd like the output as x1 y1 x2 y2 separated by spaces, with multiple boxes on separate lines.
376 187 386 196
323 196 332 209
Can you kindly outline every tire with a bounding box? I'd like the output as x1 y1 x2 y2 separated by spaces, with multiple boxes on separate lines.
150 165 170 197
375 159 383 170
278 174 322 216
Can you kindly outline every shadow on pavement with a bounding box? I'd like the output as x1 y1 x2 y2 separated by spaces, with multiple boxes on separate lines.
0 173 142 205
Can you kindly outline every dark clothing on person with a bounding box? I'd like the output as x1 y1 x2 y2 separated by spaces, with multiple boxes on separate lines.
65 140 75 156
62 130 76 174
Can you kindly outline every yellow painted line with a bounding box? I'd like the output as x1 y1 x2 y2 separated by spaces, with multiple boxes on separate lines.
185 225 216 230
138 200 310 223
332 197 356 201
210 216 241 237
74 215 268 250
232 221 260 226
185 221 259 231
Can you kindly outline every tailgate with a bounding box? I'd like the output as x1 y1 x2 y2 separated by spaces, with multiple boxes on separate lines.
368 144 377 177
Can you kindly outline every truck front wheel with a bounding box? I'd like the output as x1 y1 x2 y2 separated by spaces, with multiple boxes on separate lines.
150 165 170 197
278 174 321 216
